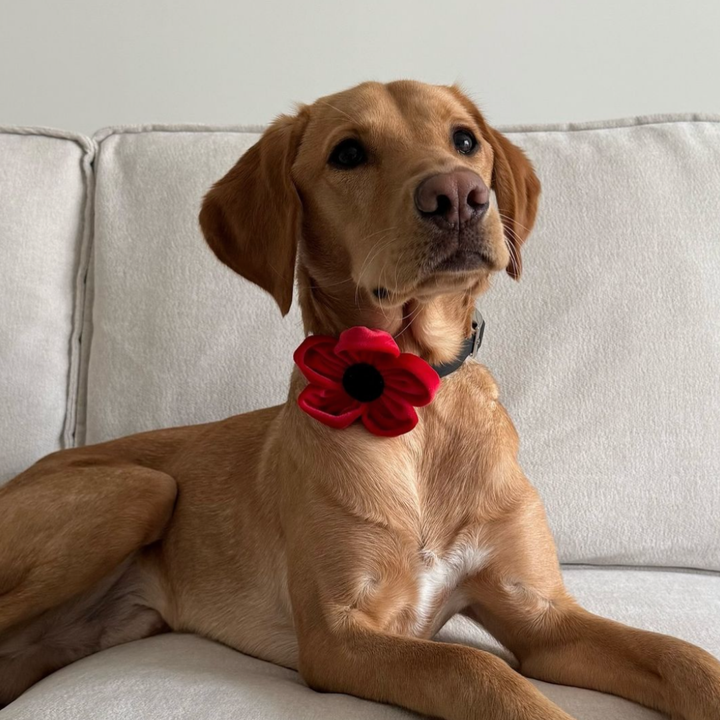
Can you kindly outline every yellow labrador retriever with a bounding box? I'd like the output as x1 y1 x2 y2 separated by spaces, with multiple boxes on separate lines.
1 80 719 720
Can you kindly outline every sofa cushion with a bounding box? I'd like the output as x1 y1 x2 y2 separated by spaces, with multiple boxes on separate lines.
0 128 94 483
84 117 720 571
481 116 720 571
84 126 303 445
2 566 717 720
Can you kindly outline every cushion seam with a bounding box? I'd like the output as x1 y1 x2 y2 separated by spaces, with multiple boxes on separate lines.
0 125 94 154
562 562 720 578
90 113 720 145
61 139 97 448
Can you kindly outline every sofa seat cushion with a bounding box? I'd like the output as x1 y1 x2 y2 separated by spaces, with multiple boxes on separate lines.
2 566 717 720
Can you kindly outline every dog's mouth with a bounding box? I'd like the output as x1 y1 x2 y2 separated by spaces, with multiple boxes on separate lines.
431 247 493 274
367 223 502 307
371 252 491 307
422 220 501 276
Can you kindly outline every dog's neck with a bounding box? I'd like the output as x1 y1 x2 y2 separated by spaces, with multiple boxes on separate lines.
297 265 484 366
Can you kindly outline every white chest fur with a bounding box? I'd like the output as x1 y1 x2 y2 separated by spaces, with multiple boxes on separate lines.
412 543 491 634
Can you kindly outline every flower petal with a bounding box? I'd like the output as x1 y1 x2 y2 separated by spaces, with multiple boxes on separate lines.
362 390 419 437
335 326 400 364
298 385 363 429
293 335 347 388
380 353 440 406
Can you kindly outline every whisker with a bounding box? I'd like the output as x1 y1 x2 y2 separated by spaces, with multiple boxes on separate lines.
355 237 399 307
358 226 400 244
504 233 521 272
392 247 408 298
316 100 358 124
393 302 424 341
376 252 395 321
494 216 524 272
497 213 533 236
306 227 399 294
354 231 400 307
502 223 523 250
357 243 393 307
307 277 354 290
356 234 398 286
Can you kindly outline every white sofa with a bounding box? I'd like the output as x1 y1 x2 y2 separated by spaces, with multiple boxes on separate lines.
1 116 719 720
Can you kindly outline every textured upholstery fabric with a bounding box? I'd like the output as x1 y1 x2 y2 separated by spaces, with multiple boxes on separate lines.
84 117 720 569
0 128 94 483
3 566 718 720
480 117 720 570
84 127 300 445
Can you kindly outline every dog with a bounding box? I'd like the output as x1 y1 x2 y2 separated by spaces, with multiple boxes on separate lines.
1 80 719 720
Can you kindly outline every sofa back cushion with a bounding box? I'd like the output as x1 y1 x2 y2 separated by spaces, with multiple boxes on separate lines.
0 129 93 483
481 117 720 570
84 127 304 445
84 118 720 571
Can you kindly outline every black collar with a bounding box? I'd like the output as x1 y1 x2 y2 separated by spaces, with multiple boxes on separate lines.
431 310 485 378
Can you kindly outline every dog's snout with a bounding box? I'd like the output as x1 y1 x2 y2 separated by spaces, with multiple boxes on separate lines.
415 171 489 227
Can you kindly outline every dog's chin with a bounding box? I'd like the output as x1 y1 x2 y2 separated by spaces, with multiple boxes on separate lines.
370 264 492 308
412 268 487 300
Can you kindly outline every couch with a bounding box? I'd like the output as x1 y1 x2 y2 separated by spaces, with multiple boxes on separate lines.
1 115 719 719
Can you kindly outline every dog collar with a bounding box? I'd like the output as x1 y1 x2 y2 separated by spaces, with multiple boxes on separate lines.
293 311 485 437
431 309 485 378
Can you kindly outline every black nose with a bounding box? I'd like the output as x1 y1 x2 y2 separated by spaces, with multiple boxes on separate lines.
415 170 490 227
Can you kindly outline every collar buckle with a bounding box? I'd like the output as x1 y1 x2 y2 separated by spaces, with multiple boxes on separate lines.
431 309 486 379
470 310 485 359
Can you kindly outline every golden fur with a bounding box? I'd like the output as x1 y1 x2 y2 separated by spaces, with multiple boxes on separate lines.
1 80 719 720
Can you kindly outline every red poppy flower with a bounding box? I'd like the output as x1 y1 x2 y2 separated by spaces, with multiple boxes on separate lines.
293 327 440 437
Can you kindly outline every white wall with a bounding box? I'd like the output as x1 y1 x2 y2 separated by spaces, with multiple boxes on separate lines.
2 0 719 134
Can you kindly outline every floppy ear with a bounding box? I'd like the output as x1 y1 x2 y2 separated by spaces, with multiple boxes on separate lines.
199 110 309 315
448 87 541 279
483 126 541 279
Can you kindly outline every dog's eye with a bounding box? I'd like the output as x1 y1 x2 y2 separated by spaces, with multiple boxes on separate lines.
453 129 478 155
328 139 367 169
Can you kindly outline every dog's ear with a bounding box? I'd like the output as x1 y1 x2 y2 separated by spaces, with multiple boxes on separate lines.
199 110 309 315
483 126 541 280
448 87 541 280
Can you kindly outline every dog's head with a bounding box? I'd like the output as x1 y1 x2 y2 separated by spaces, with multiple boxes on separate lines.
200 81 540 360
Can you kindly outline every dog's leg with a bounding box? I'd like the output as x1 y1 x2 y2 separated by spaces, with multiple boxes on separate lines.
0 461 176 634
296 616 575 720
288 513 575 720
465 492 720 720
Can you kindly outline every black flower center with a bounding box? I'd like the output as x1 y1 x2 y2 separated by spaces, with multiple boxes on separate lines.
342 363 385 403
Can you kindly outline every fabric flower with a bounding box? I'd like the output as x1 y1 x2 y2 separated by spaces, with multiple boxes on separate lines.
293 327 440 437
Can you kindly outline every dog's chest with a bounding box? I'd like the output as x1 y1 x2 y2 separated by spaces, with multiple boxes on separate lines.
409 542 491 634
380 365 508 634
309 362 511 637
